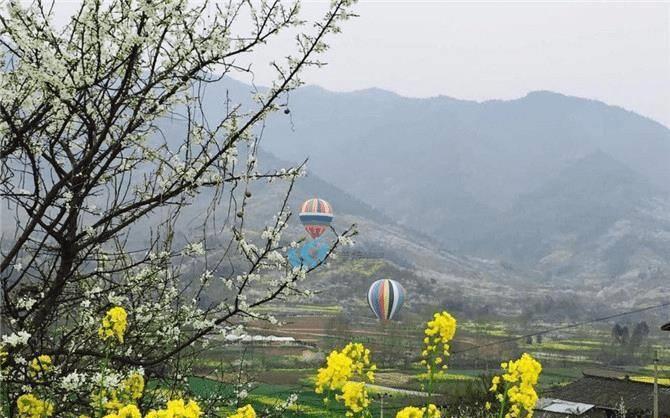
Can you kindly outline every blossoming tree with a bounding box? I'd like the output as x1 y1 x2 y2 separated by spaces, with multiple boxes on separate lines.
0 0 356 415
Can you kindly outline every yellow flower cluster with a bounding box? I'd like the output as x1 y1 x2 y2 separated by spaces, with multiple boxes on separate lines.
103 405 141 418
0 345 7 366
123 373 145 401
12 310 207 418
226 404 256 418
314 343 376 417
315 343 375 394
421 312 457 373
95 373 145 413
336 382 370 417
315 351 354 393
99 306 128 343
491 353 542 418
98 398 200 418
341 343 376 382
489 375 501 392
145 399 202 418
29 354 52 378
16 394 54 418
395 404 441 418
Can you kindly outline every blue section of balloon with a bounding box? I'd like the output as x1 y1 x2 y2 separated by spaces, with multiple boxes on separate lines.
288 238 330 269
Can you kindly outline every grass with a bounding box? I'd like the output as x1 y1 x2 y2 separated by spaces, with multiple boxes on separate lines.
338 259 386 278
253 304 343 315
460 321 509 337
537 367 582 388
640 364 670 372
629 376 670 385
521 341 600 352
188 377 421 417
416 371 479 382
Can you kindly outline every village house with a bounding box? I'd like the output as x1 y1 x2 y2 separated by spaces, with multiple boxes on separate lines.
535 373 670 418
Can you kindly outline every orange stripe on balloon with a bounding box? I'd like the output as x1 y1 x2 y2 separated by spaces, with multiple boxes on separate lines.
377 280 384 319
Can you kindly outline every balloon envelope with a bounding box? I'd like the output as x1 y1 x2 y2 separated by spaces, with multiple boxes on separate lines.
287 238 330 269
299 198 333 239
367 279 405 321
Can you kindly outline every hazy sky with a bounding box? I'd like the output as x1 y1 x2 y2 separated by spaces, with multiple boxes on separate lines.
246 1 670 128
51 1 670 127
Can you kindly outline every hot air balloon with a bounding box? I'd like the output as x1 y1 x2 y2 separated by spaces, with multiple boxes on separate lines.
367 279 405 321
299 198 333 239
287 239 330 269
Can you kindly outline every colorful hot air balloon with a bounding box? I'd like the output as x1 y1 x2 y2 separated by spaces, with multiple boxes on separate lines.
299 198 333 239
287 239 330 269
367 279 405 321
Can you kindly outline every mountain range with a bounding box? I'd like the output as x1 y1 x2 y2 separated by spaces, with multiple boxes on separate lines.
197 79 670 312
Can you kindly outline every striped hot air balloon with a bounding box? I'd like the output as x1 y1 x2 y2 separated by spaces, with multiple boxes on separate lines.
367 279 405 321
299 198 333 239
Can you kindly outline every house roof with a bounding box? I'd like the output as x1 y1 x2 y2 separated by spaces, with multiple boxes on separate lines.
537 398 595 415
545 374 670 414
535 411 605 418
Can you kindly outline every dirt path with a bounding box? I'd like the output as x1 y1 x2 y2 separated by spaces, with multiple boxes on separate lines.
366 383 429 397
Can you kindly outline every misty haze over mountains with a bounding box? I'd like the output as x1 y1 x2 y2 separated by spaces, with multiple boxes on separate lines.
205 79 670 308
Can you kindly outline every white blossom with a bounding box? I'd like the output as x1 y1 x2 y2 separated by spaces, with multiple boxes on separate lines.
107 292 127 305
2 331 31 347
181 242 205 256
16 298 37 310
60 372 86 391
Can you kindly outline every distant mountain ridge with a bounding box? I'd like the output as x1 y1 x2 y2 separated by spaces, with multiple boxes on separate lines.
258 83 669 280
196 79 670 308
465 151 660 264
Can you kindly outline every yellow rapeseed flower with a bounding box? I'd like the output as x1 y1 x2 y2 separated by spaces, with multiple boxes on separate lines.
91 388 117 413
422 312 457 374
396 406 424 418
96 373 145 414
395 404 441 418
340 343 374 378
315 350 354 394
315 342 376 395
226 404 256 418
29 354 52 378
122 373 145 400
145 399 202 418
490 375 501 392
314 342 376 416
98 306 128 343
16 393 54 418
102 404 141 418
336 381 370 416
425 404 441 418
490 353 542 418
1 344 9 367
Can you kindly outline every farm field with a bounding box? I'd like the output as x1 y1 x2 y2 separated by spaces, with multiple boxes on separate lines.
191 303 670 415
